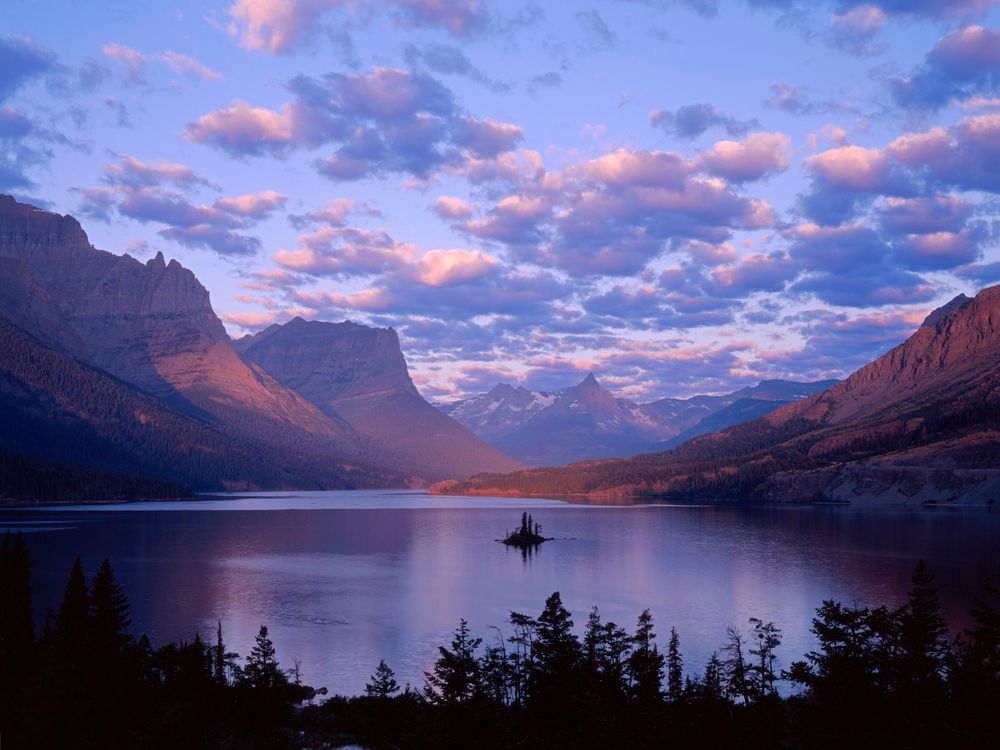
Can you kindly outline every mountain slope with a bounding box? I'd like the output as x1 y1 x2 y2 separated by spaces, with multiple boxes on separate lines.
236 318 521 479
0 315 403 500
438 289 1000 506
442 375 835 466
0 195 361 461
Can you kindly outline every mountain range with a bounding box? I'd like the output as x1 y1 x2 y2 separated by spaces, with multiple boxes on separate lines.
0 195 515 500
3 193 998 507
437 288 1000 507
440 375 836 466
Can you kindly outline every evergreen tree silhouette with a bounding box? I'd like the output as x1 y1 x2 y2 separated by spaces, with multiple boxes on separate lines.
898 559 948 691
425 618 482 705
366 659 400 698
56 557 89 652
90 558 131 653
243 625 286 689
667 626 683 702
628 609 664 703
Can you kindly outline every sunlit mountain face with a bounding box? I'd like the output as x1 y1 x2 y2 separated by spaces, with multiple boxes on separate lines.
3 1 999 407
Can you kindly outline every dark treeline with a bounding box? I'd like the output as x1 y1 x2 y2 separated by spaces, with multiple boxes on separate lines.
3 532 1000 749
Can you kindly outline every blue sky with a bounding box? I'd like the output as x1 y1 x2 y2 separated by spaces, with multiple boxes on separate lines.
3 0 999 401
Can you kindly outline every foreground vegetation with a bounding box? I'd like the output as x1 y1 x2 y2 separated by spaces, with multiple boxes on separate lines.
2 531 999 749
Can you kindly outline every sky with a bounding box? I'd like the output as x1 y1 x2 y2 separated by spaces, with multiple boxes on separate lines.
3 0 1000 403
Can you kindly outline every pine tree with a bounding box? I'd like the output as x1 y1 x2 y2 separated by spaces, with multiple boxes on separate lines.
90 558 131 652
667 626 683 702
243 625 286 689
702 652 723 700
531 592 581 697
215 621 226 686
425 619 482 705
629 609 664 703
56 557 89 651
898 559 948 691
748 617 782 698
366 659 400 698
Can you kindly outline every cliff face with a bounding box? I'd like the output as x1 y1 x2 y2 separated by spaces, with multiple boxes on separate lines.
0 195 351 448
237 318 521 479
443 287 1000 506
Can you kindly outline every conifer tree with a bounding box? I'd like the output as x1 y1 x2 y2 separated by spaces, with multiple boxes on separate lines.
667 626 683 702
90 558 131 652
898 559 948 690
243 625 286 689
425 619 482 705
629 609 664 702
366 659 400 698
56 557 89 651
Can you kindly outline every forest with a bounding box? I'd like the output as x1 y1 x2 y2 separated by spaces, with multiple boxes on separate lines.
2 530 999 749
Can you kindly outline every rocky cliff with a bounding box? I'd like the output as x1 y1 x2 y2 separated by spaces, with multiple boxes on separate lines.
0 196 356 455
236 317 521 479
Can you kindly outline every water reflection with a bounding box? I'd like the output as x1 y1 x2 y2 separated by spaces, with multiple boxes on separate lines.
3 493 999 697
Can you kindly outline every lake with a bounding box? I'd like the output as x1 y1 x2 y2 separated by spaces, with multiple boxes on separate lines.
3 490 1000 696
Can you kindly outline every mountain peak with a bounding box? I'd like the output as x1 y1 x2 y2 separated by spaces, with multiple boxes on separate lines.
578 373 601 389
922 293 972 328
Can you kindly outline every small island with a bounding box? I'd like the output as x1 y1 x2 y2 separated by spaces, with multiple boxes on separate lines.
502 512 552 547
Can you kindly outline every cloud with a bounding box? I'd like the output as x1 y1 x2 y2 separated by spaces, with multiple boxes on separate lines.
288 198 381 228
102 155 220 189
188 67 523 180
892 25 1000 112
160 51 223 81
274 226 419 276
402 42 508 92
226 0 492 55
101 43 147 82
785 222 937 306
878 195 972 234
0 37 58 101
185 100 296 156
650 103 760 139
576 9 617 52
827 4 887 55
699 132 791 182
413 247 498 285
74 157 285 257
432 195 476 219
453 145 778 277
391 0 490 37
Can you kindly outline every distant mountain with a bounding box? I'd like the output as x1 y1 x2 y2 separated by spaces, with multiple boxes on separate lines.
438 290 1000 507
441 374 835 466
236 318 520 479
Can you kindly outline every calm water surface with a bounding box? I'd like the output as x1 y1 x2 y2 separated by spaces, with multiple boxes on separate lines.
3 490 1000 696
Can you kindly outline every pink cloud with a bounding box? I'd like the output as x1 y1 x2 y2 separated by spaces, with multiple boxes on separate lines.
413 248 498 286
432 195 476 220
931 25 1000 75
274 226 418 276
804 144 888 190
160 50 223 81
185 100 295 156
214 190 287 217
700 132 791 182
